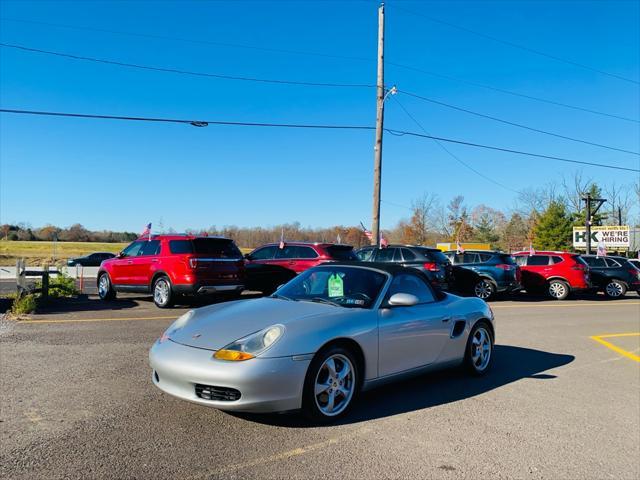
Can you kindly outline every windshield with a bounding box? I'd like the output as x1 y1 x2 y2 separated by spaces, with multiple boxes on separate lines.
326 245 358 261
274 266 388 309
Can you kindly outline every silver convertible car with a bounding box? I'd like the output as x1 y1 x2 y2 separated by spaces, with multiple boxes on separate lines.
149 262 495 422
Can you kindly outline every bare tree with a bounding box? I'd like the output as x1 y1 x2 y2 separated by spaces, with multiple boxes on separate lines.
604 182 633 225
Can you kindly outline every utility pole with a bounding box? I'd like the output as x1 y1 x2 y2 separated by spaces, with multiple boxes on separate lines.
582 194 607 254
371 2 385 247
618 207 622 225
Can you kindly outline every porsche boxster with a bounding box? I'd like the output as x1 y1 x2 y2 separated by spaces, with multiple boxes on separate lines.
149 262 495 422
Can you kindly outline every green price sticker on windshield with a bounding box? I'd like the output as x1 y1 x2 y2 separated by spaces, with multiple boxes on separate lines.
327 274 344 298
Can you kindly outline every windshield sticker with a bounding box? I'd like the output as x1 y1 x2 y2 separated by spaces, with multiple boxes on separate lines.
327 274 344 297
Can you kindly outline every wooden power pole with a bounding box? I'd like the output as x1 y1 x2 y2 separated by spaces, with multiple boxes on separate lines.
371 2 385 247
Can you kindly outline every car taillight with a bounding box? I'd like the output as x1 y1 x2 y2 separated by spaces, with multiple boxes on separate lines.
423 262 440 272
496 264 514 271
629 269 640 280
571 263 586 271
189 258 198 269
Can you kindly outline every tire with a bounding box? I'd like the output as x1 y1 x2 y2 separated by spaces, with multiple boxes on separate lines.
302 346 360 423
97 273 116 301
604 280 627 299
473 279 496 300
153 276 174 308
547 280 570 300
464 321 493 376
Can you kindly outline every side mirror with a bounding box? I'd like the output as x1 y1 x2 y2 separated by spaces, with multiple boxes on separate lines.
388 293 419 307
244 253 251 260
117 251 125 258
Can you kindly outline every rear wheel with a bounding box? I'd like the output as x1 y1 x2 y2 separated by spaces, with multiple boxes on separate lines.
153 276 174 308
302 346 359 423
547 280 570 300
464 322 493 375
473 279 496 300
604 280 626 299
97 273 116 301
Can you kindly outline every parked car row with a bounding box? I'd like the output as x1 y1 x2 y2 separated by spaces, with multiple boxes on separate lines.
96 235 640 308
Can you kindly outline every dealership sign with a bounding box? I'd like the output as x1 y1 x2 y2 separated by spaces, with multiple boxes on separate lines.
573 225 630 248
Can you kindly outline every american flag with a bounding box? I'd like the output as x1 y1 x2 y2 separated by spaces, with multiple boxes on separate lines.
279 227 285 249
336 233 342 244
529 243 535 256
596 241 607 257
456 240 465 254
141 223 152 241
360 222 373 241
380 234 388 248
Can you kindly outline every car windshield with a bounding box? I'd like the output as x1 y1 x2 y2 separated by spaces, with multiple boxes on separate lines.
274 266 387 309
326 245 358 261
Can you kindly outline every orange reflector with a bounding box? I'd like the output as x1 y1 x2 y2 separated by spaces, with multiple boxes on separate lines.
214 349 255 361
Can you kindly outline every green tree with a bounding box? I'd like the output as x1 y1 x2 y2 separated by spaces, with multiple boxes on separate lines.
572 183 607 227
501 213 528 252
532 201 573 250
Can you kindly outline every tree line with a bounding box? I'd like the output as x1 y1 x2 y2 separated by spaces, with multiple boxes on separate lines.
4 174 637 252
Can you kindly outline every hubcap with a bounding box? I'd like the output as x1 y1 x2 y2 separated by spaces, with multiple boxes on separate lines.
549 282 566 298
154 280 170 305
606 282 623 297
474 280 493 299
471 327 492 372
314 354 355 417
98 276 109 297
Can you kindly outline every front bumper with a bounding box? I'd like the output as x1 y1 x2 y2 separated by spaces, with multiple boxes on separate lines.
149 339 310 413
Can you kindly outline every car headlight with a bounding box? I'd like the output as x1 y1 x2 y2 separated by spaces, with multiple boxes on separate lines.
214 325 284 361
158 310 195 343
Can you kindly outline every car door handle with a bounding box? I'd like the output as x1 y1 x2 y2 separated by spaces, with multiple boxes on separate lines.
288 261 296 265
442 317 451 323
127 260 133 264
151 259 159 263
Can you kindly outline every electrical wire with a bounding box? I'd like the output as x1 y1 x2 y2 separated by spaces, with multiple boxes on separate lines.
391 97 523 194
399 90 639 156
2 18 636 123
0 43 375 88
395 5 640 85
2 107 638 173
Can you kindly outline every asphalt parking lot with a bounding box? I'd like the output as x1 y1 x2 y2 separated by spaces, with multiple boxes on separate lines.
1 293 639 479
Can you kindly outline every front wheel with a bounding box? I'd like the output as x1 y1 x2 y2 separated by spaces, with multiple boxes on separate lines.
302 346 359 423
604 280 626 299
97 273 116 301
473 279 496 300
153 276 174 308
547 280 570 300
464 322 493 376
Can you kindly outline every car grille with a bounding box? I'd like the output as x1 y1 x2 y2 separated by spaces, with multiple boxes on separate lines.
195 384 241 402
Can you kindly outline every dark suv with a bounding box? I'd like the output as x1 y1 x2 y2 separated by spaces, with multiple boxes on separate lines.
580 255 640 298
355 245 453 290
443 250 521 300
97 235 245 308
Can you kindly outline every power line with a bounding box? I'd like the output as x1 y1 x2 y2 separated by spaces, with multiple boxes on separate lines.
0 43 375 88
3 18 636 123
0 17 372 63
2 108 638 173
399 90 639 156
391 97 522 194
387 62 639 124
395 5 640 85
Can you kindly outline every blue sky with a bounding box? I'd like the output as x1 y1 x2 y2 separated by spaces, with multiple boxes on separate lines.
1 0 638 232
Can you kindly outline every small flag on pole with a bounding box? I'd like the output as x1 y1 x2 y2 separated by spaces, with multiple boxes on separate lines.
456 240 465 254
279 227 285 249
336 233 342 244
596 241 607 257
380 233 388 248
529 243 535 256
141 223 152 241
360 222 373 242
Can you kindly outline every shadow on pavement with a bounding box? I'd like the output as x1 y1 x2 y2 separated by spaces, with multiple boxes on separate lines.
238 345 574 428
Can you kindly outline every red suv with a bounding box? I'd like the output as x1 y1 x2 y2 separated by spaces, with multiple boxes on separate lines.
244 242 358 293
512 251 590 300
97 235 245 308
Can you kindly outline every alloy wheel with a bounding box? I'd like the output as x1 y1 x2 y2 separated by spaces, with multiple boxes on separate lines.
154 279 170 306
549 282 567 299
474 280 494 300
471 327 492 372
98 275 109 298
605 281 624 298
314 354 355 417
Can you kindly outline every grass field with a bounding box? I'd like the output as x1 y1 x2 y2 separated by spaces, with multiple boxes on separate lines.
0 240 253 266
0 240 128 266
